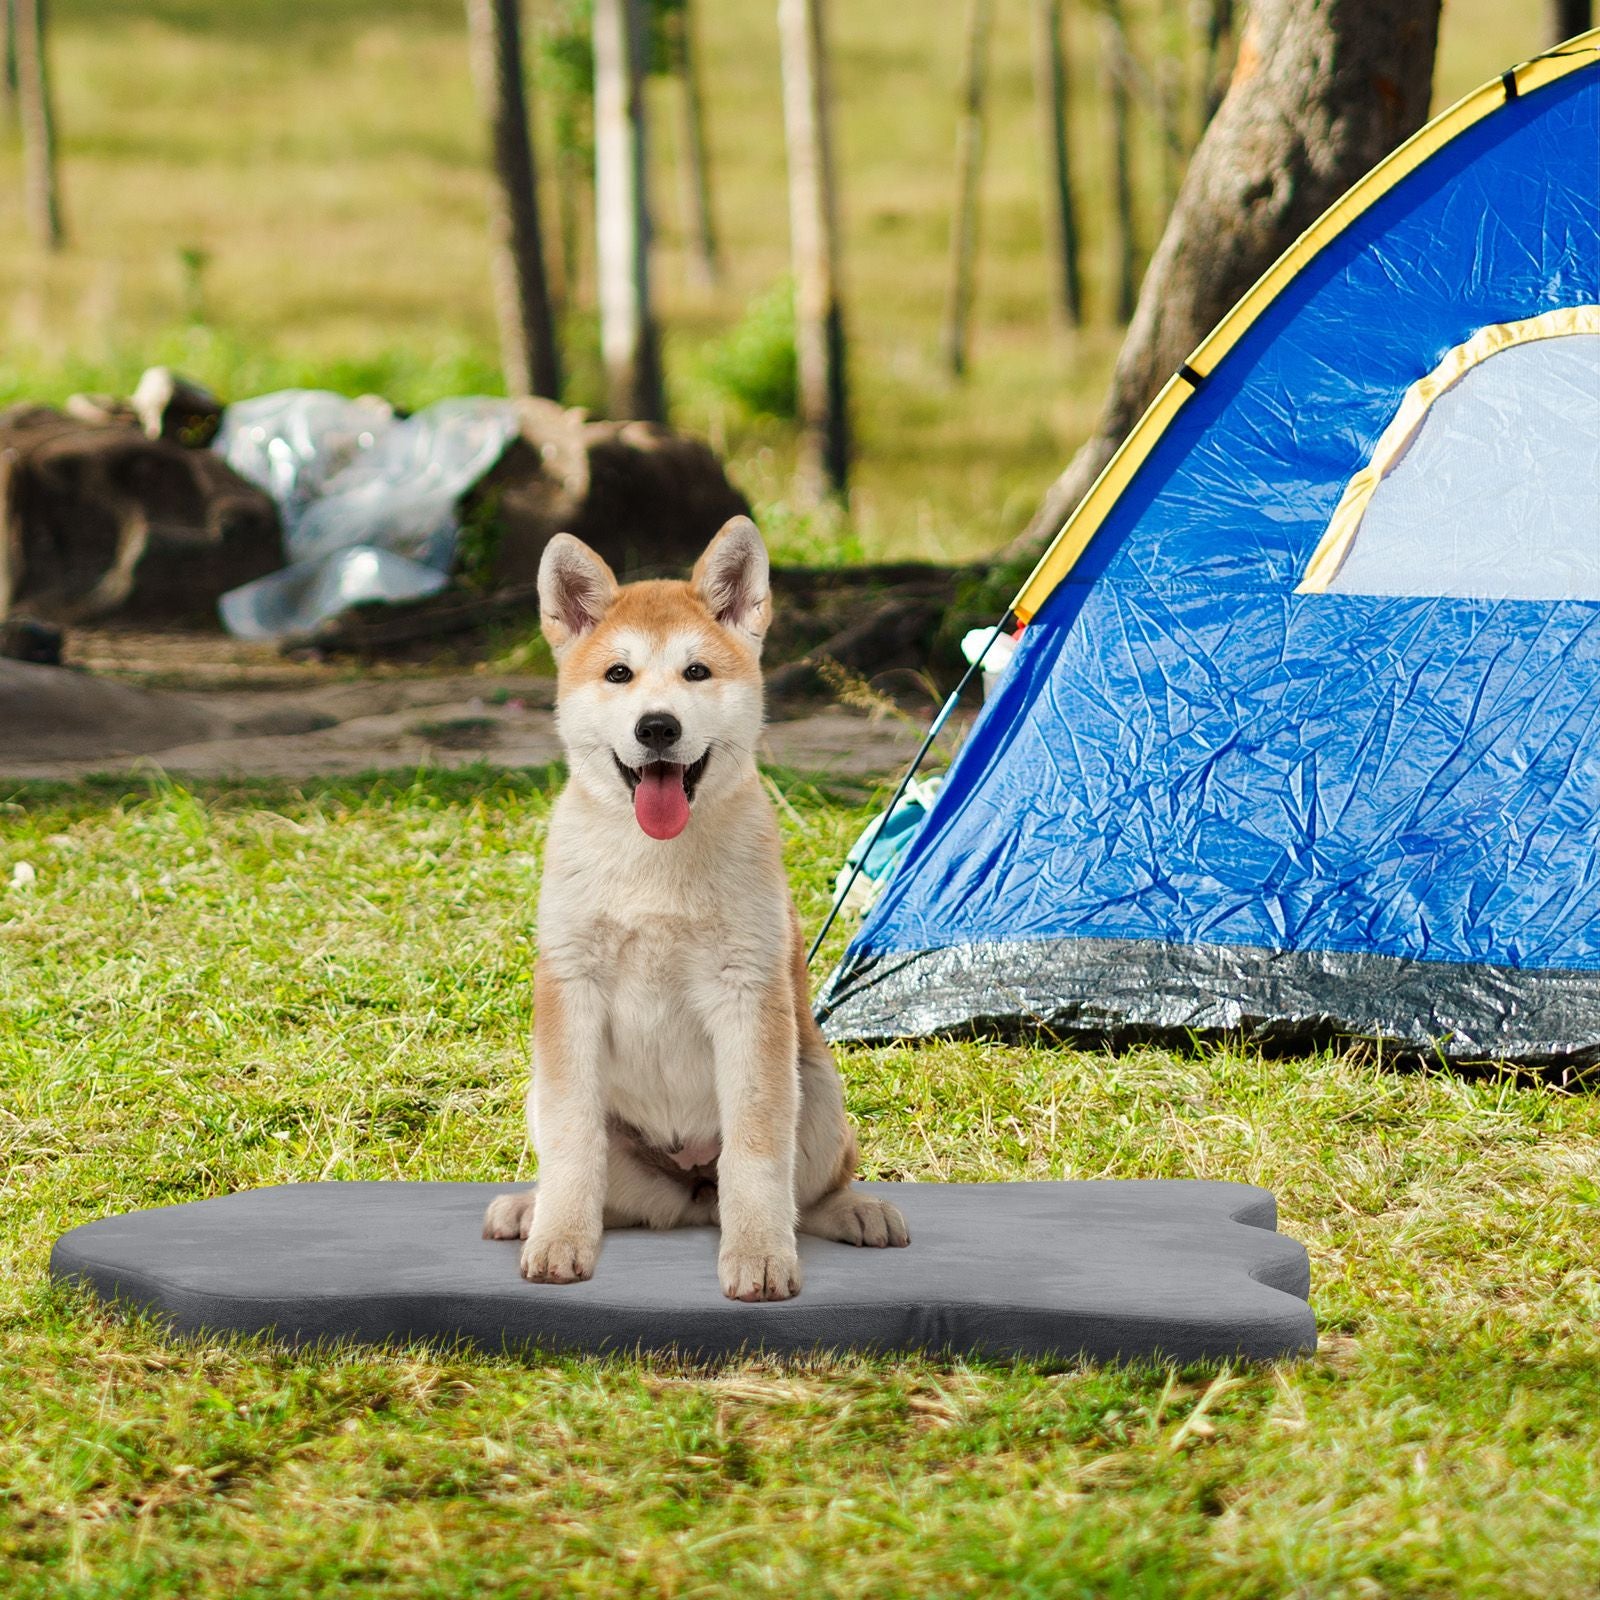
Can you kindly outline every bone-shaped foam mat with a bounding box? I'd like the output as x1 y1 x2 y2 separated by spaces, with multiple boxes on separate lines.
51 1179 1315 1363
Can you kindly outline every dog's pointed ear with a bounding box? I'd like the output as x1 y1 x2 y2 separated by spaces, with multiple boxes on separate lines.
691 516 771 650
539 534 619 658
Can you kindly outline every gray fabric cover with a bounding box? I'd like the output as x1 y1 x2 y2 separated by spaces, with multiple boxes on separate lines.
50 1179 1316 1363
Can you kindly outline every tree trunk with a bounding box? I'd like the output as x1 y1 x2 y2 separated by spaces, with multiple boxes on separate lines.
1550 0 1592 43
15 0 62 250
778 0 849 497
466 0 562 400
943 0 992 377
1031 0 1082 326
1101 0 1138 323
669 0 720 287
1199 0 1235 128
2 0 18 124
1008 0 1442 561
593 0 665 421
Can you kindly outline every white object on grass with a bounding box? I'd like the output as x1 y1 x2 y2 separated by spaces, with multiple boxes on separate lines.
214 392 523 638
219 547 450 641
960 625 1018 700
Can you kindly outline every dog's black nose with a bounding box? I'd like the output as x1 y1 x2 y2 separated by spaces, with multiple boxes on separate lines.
635 712 681 752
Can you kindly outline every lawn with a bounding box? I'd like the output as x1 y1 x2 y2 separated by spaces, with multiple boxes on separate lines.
3 768 1599 1597
0 0 1544 565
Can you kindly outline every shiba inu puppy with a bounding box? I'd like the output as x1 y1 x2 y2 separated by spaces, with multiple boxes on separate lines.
484 516 909 1301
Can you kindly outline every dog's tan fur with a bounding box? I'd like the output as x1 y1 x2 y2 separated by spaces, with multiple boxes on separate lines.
483 516 908 1301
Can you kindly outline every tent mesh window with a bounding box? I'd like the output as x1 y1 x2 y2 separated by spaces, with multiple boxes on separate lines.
1302 313 1600 600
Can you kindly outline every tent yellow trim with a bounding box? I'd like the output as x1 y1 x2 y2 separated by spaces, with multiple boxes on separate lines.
1296 305 1600 593
1009 30 1600 627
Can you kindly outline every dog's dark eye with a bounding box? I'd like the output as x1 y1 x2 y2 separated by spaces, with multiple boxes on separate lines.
683 662 711 682
604 663 633 684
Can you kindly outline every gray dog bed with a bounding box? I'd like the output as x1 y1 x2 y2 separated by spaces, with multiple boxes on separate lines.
50 1179 1315 1363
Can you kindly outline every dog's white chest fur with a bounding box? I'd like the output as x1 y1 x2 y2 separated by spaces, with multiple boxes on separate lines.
538 786 786 1150
593 910 718 1145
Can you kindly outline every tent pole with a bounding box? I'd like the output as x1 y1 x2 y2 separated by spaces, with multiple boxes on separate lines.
806 612 1017 967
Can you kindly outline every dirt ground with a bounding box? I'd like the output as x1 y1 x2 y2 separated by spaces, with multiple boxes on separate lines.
1 629 951 786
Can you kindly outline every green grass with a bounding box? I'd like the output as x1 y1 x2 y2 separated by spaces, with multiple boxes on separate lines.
3 769 1599 1596
0 0 1545 565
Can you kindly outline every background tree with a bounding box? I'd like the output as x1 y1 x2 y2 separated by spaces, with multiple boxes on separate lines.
1010 0 1443 560
1550 1 1593 43
466 0 562 399
943 0 993 376
1032 0 1082 326
1156 0 1185 207
1101 0 1139 323
778 0 849 496
1198 0 1236 125
663 0 720 286
15 0 62 250
3 0 17 124
593 0 664 420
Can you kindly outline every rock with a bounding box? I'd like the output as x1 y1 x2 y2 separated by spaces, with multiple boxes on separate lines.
0 615 63 665
2 388 746 633
764 593 948 706
0 407 283 626
296 582 541 656
131 367 225 448
64 393 140 429
465 399 752 586
0 658 225 761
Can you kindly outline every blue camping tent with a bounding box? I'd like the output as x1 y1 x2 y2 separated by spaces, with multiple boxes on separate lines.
818 35 1600 1065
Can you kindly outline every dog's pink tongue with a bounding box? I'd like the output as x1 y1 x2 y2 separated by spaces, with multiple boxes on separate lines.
634 764 690 840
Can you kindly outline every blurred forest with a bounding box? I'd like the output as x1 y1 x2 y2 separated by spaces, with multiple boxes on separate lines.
0 0 1550 565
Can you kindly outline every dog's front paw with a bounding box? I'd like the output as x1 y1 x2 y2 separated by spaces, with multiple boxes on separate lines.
521 1231 599 1284
804 1191 910 1248
482 1189 536 1240
719 1244 802 1302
